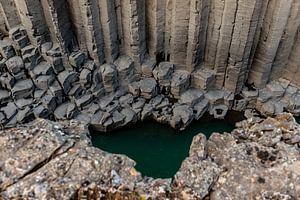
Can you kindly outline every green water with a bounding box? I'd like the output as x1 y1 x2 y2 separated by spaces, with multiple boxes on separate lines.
91 113 239 178
297 117 300 124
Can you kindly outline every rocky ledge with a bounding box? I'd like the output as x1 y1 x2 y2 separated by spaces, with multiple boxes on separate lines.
0 113 299 199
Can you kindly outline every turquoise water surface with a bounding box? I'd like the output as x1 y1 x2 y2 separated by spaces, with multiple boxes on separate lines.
91 113 240 178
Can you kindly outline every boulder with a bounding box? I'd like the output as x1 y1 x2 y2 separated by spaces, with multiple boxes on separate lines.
111 110 126 128
153 62 174 88
0 38 15 59
100 64 118 93
34 75 55 90
21 45 41 68
260 101 276 116
44 55 64 73
0 73 15 89
170 70 190 98
139 78 158 99
191 68 215 90
16 106 34 123
141 103 153 120
74 113 91 124
179 89 204 106
81 102 101 115
194 99 209 120
69 51 86 70
128 81 140 96
210 104 228 119
31 61 54 78
79 68 92 87
75 94 93 109
149 95 163 108
266 80 285 98
54 102 78 120
33 104 50 118
170 104 194 130
57 71 78 93
84 60 97 71
15 98 33 109
12 79 34 99
0 89 11 104
114 55 135 84
41 94 57 112
205 90 225 105
40 42 53 54
5 56 24 76
119 93 134 108
141 59 156 77
49 81 64 104
1 102 18 122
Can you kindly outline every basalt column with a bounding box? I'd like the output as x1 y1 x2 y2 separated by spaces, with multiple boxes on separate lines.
164 0 172 61
40 0 77 53
270 0 300 80
186 0 210 70
223 0 263 94
78 0 105 65
204 0 225 70
284 29 300 87
66 0 88 53
98 0 119 63
119 0 147 72
14 0 50 45
169 0 191 70
248 0 293 88
145 0 166 60
0 0 21 30
0 5 6 36
212 0 237 89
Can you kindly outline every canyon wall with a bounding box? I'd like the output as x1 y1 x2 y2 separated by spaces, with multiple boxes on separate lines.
1 0 299 90
0 0 300 130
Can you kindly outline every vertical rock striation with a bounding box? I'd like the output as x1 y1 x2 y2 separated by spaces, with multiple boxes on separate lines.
169 0 191 70
0 0 300 129
248 0 293 88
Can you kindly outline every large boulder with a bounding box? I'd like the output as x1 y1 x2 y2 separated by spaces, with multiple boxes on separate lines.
11 79 34 99
139 78 158 99
170 70 190 98
100 64 119 93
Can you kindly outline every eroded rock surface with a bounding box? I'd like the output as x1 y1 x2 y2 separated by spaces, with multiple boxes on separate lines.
0 113 299 199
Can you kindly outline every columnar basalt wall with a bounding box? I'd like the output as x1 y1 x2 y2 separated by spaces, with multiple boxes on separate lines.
0 0 300 131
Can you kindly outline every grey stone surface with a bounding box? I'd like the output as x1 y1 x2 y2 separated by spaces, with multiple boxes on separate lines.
100 64 118 93
179 89 204 106
11 79 34 99
139 78 158 99
153 62 174 86
5 56 24 76
54 102 78 120
170 104 194 130
170 70 190 98
191 68 215 90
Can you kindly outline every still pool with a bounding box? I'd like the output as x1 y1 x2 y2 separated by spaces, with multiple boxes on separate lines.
90 113 242 178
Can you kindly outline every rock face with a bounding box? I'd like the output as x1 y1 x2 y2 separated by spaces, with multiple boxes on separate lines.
0 113 299 199
0 0 300 131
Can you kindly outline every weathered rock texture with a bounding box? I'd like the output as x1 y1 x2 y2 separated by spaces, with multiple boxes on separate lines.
0 113 299 199
0 0 300 131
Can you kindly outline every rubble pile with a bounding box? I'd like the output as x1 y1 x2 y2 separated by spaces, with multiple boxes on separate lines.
1 27 300 132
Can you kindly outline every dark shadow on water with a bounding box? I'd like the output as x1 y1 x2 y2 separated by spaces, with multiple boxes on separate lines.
296 116 300 124
90 111 244 178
